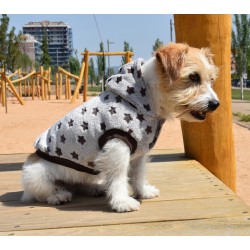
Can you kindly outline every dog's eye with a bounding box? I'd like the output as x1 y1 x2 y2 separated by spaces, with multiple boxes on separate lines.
188 73 200 83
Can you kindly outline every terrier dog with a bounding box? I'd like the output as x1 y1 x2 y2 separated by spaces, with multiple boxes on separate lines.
21 43 219 212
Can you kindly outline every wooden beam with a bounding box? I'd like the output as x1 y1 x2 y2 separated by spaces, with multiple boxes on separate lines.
83 50 89 102
5 75 25 105
11 71 35 84
58 67 79 80
174 14 236 191
81 51 134 57
70 61 85 104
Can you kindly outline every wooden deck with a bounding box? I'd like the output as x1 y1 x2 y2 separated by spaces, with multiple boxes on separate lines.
0 149 250 236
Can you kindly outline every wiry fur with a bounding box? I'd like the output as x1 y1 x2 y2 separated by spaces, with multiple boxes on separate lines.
21 43 220 212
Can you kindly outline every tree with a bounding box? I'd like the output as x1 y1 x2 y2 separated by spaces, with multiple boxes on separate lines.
96 42 106 83
152 38 163 54
16 53 33 72
7 28 23 72
69 56 80 76
89 57 96 87
0 14 9 68
232 14 250 99
40 27 51 69
122 41 133 65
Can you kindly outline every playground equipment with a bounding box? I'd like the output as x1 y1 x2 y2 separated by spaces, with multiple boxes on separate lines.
174 14 236 191
71 50 134 103
0 51 134 106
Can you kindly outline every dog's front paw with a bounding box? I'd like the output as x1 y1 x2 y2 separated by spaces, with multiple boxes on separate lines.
137 185 159 199
111 197 140 213
47 190 72 205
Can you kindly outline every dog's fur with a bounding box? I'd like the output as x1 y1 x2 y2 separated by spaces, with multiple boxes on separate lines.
21 43 220 212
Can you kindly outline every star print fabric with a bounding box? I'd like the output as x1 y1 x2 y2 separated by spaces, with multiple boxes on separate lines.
34 59 165 172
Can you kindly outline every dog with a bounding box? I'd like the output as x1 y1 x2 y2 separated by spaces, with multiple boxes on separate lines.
21 43 219 212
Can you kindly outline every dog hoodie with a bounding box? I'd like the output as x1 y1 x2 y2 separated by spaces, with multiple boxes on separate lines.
34 58 165 174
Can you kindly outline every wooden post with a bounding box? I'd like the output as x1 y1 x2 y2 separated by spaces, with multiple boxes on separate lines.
44 70 48 100
40 66 45 100
31 77 35 100
125 51 130 63
5 75 25 105
70 61 85 104
55 73 59 99
83 51 89 102
48 67 51 100
68 77 71 99
1 77 6 107
65 75 68 100
174 14 236 191
59 73 62 100
36 76 40 98
19 82 22 97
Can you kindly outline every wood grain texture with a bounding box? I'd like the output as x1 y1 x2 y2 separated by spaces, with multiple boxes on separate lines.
174 14 236 191
0 150 249 235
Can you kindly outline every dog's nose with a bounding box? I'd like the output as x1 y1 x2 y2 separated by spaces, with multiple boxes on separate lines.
208 100 220 111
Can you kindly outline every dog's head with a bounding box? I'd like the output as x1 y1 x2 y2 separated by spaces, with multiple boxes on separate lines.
155 43 219 122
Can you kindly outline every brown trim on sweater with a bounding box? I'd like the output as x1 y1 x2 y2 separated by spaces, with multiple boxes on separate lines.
36 150 100 175
98 129 137 154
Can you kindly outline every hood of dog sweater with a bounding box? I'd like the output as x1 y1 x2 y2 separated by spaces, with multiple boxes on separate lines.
106 58 157 118
34 58 165 174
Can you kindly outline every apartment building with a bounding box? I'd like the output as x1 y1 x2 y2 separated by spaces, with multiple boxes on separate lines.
23 21 73 66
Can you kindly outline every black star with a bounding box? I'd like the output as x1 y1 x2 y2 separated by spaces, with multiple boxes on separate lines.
48 136 52 143
68 119 74 127
100 122 106 131
130 67 135 75
104 94 109 101
55 147 62 156
149 141 155 149
60 135 66 144
81 107 87 115
109 107 116 115
144 104 151 112
92 108 99 115
140 87 146 97
137 114 145 122
71 151 79 160
137 69 142 78
124 113 133 123
115 96 122 103
46 147 51 153
126 86 135 95
145 126 152 134
81 122 88 131
57 122 62 130
127 68 132 74
77 136 86 145
107 78 112 82
116 76 122 84
128 129 133 135
88 161 95 168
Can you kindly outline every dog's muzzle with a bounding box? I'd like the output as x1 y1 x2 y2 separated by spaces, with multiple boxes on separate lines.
190 99 220 121
208 100 220 111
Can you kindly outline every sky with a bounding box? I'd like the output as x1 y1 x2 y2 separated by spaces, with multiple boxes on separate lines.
8 14 174 67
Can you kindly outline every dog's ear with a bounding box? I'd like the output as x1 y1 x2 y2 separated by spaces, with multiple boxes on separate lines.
156 43 189 83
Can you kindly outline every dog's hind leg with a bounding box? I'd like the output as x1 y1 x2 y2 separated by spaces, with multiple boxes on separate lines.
129 154 159 199
21 153 72 205
94 139 140 212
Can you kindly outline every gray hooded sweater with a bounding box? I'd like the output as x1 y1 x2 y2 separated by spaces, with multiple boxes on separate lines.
34 58 165 175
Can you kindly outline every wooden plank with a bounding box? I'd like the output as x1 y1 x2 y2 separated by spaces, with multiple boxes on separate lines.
2 216 250 236
0 196 249 232
81 51 134 57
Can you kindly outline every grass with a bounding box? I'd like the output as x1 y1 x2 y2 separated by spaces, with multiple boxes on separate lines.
232 89 250 100
233 112 250 122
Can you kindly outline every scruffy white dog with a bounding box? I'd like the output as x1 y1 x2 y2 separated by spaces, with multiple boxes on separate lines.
21 43 220 212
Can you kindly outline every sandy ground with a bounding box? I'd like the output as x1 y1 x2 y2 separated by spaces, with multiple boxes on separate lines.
0 96 249 206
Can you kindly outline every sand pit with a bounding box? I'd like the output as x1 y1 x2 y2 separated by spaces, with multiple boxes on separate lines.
0 97 249 206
